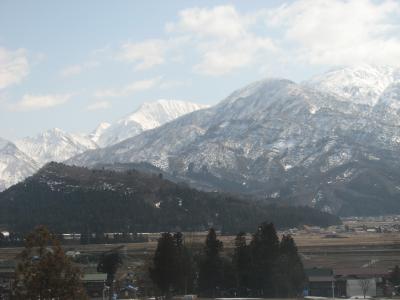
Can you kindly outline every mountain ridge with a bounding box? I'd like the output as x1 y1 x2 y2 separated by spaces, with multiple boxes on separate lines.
91 99 208 147
69 65 400 215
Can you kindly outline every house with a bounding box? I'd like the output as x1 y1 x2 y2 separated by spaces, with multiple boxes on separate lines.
305 268 335 297
334 268 390 297
82 273 107 299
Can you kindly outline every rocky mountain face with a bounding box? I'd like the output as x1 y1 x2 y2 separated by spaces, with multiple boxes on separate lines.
0 99 205 191
15 128 98 166
0 138 39 191
69 65 400 216
91 99 208 147
305 65 400 106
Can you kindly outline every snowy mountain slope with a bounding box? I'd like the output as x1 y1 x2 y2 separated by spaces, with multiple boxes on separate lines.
89 122 111 145
69 70 400 215
0 138 39 191
0 100 206 190
15 128 98 165
92 99 208 147
305 65 400 106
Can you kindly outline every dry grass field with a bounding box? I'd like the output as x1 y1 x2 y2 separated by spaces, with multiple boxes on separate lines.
1 231 400 271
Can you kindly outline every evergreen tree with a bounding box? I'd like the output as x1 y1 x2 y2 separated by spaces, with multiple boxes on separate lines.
198 228 224 297
173 232 196 294
390 265 400 286
14 226 88 300
276 235 305 297
97 250 122 300
150 233 178 299
249 222 280 297
232 232 251 296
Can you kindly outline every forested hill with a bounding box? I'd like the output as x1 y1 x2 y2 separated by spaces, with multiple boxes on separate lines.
0 162 340 233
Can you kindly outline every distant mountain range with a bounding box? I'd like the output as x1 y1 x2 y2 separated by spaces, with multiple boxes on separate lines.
90 99 208 147
69 65 400 216
0 100 206 190
15 128 98 165
3 65 400 216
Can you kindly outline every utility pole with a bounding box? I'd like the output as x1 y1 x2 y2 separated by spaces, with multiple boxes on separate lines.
332 278 335 299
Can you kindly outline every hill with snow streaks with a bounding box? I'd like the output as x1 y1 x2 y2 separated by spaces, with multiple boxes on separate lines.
92 99 208 147
69 65 400 216
15 128 98 166
0 138 39 191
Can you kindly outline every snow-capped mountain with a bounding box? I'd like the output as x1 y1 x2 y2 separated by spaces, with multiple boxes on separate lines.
15 128 98 165
92 99 208 147
305 65 400 106
69 65 400 215
0 138 39 191
0 100 206 191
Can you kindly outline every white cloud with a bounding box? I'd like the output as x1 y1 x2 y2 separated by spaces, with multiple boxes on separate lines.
94 77 161 98
267 0 400 66
167 5 276 76
166 5 251 39
86 100 111 111
12 93 72 111
117 39 167 70
0 47 29 89
116 38 187 70
60 61 99 77
194 35 275 76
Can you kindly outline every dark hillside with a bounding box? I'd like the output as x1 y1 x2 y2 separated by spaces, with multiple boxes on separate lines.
0 162 340 233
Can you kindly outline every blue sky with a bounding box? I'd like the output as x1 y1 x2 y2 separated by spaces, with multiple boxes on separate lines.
1 0 400 140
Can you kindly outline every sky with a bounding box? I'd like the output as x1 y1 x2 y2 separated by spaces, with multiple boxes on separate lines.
1 0 400 140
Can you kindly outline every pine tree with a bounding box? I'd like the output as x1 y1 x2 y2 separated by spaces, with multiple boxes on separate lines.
249 222 280 297
232 232 251 296
14 226 88 300
198 228 224 297
97 250 122 300
173 232 195 294
150 233 178 299
276 235 305 297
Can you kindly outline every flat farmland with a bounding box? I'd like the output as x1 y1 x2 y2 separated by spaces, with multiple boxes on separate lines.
1 232 399 271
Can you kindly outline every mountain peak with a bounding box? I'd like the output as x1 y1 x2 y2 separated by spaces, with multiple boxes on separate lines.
124 99 208 130
15 128 97 165
0 137 38 191
305 64 400 106
92 99 208 147
223 78 296 105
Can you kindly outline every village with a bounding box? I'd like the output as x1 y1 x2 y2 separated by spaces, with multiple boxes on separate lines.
0 216 400 299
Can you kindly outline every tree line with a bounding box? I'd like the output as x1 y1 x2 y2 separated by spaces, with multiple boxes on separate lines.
150 222 305 298
0 163 340 234
0 231 148 247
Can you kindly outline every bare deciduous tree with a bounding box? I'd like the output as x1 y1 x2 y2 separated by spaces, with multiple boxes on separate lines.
359 278 372 298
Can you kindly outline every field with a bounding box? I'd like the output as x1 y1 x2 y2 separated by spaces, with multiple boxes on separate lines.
1 231 400 271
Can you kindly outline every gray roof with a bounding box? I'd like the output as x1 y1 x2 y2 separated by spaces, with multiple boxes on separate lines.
308 276 334 282
83 273 107 282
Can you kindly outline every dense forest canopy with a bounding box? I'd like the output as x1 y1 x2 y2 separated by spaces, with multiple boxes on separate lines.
0 163 340 233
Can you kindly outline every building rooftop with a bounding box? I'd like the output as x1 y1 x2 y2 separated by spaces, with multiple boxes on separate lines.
308 276 334 282
82 273 107 282
334 268 389 277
